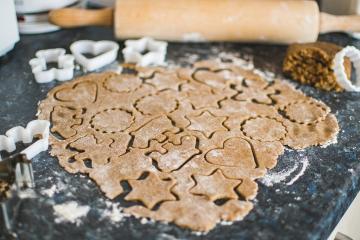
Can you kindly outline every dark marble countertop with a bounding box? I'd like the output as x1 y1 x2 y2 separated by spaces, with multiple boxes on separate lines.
0 27 359 240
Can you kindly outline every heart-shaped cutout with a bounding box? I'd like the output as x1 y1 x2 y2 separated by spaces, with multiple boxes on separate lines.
55 81 97 105
70 40 119 71
205 137 256 168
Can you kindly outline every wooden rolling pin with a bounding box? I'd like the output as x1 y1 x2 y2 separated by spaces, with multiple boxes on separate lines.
49 0 360 44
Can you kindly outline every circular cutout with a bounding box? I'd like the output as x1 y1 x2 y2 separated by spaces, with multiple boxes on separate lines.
135 91 178 115
284 101 328 124
242 117 286 141
90 109 133 133
104 74 142 93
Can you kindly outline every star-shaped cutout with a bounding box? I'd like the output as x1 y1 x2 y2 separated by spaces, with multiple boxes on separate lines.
125 172 176 209
190 169 240 201
186 111 227 138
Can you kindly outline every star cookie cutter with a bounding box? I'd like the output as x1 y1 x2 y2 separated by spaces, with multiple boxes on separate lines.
70 40 120 71
29 48 75 83
333 46 360 92
122 37 168 67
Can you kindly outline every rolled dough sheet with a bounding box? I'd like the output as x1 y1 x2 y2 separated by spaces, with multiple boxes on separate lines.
38 60 339 232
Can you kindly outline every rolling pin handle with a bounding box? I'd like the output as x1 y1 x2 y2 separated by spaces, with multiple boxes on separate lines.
48 8 114 28
320 12 360 34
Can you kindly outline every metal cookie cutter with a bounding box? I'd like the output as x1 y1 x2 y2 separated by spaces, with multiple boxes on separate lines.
29 48 75 83
0 120 50 236
333 46 360 92
122 37 168 67
70 40 119 71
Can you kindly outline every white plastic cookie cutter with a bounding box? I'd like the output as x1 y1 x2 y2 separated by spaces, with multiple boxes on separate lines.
29 48 75 83
0 120 50 188
70 40 119 71
333 46 360 92
122 37 168 67
0 120 50 161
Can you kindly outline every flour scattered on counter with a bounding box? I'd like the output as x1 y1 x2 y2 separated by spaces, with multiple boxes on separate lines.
166 48 257 72
286 157 309 185
101 201 128 223
260 157 310 187
260 164 298 187
218 52 255 70
140 217 150 224
321 136 338 148
253 68 276 82
41 185 57 198
53 201 90 225
156 233 180 240
192 231 206 236
166 49 280 91
220 221 234 226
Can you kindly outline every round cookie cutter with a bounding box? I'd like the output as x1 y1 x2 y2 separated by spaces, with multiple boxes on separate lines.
333 46 360 92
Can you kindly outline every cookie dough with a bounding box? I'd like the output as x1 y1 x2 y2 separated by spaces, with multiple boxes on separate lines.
38 60 339 232
283 42 352 91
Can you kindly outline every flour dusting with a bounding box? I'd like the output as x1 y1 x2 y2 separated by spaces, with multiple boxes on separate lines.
101 200 128 223
260 164 298 187
286 157 309 185
53 201 90 225
321 136 338 148
41 185 57 198
218 52 255 70
260 157 310 187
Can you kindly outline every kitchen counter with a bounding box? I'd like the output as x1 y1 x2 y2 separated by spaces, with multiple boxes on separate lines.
0 27 359 240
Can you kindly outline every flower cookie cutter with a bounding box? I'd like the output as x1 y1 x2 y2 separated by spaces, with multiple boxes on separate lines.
333 46 360 92
122 37 168 67
0 120 50 188
29 48 75 83
70 40 119 71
